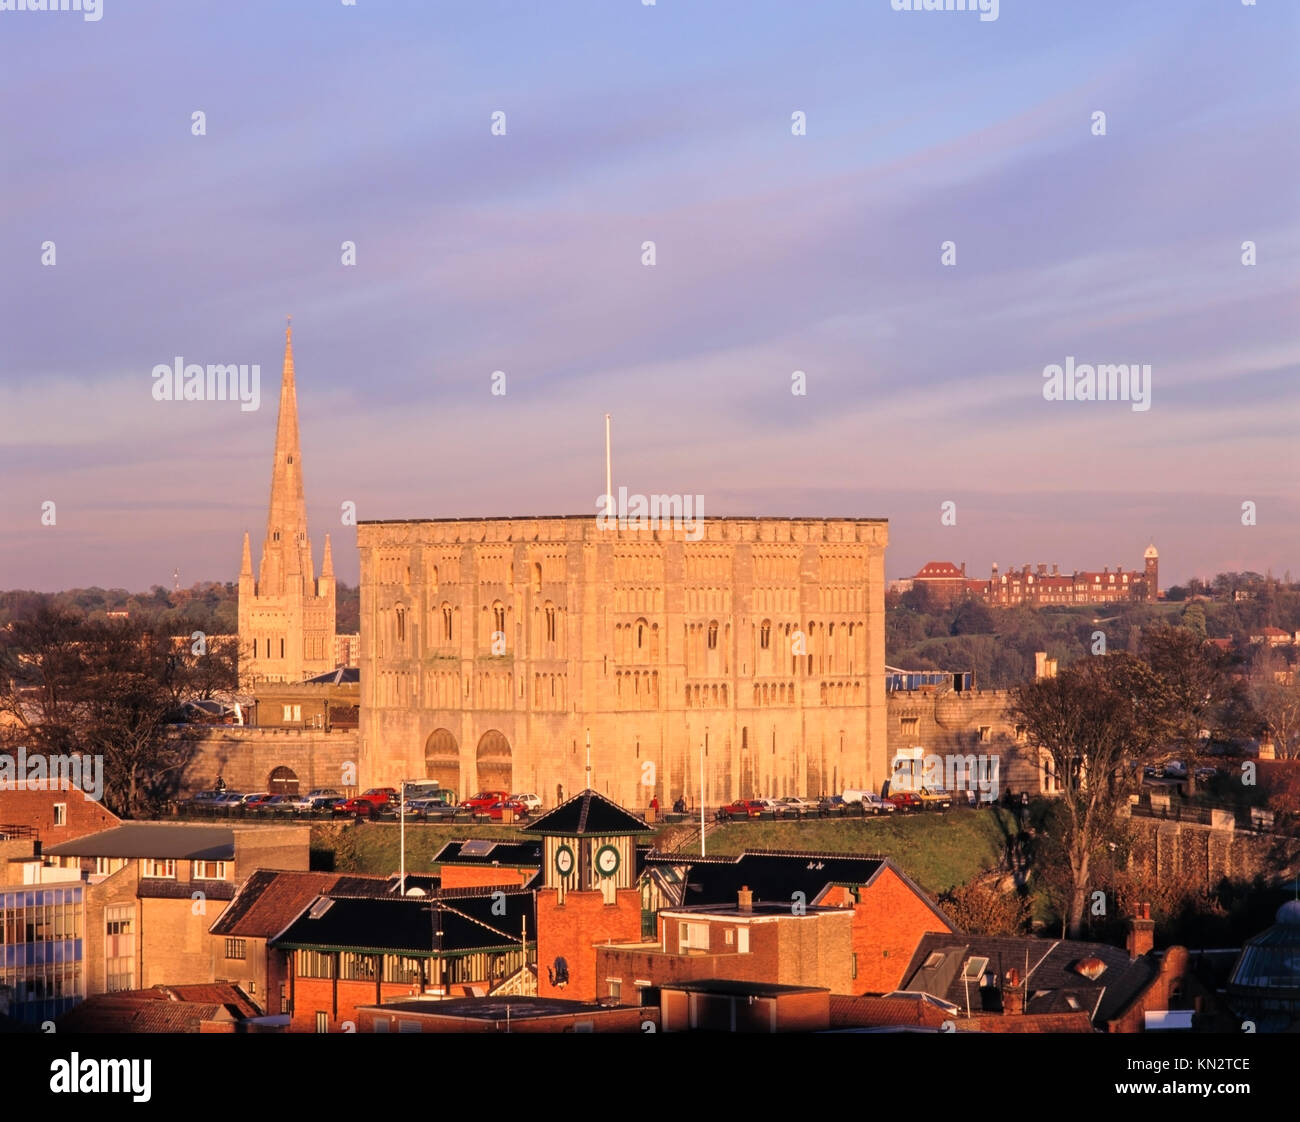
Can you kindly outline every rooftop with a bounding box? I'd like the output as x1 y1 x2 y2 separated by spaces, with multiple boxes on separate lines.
522 789 652 837
44 823 235 861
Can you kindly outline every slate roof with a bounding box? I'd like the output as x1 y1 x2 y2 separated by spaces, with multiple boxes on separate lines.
432 840 544 867
44 824 234 861
521 789 652 836
899 933 1157 1026
642 850 954 929
270 894 525 955
209 870 350 937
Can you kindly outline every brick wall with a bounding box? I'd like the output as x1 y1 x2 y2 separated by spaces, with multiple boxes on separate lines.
845 866 956 993
536 886 643 1002
0 787 121 849
438 865 533 890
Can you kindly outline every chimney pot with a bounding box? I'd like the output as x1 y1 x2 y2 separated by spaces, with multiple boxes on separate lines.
738 885 753 914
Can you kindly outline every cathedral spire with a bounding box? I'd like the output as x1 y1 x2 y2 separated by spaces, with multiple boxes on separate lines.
259 317 314 593
239 531 253 578
322 532 334 578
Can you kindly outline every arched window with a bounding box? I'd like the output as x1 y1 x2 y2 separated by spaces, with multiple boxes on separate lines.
493 602 505 634
442 604 453 642
532 562 542 593
545 604 557 643
637 622 644 649
707 620 718 650
396 607 405 642
760 620 771 650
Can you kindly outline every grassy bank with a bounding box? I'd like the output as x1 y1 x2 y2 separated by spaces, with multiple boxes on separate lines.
309 809 1017 893
699 807 1018 894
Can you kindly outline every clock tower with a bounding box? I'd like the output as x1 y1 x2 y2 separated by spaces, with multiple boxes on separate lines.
521 789 652 1003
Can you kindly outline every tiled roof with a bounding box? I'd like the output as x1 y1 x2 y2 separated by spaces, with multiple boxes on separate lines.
521 789 652 836
55 984 258 1033
210 870 349 937
900 933 1156 1027
914 561 964 580
44 824 234 861
829 993 949 1029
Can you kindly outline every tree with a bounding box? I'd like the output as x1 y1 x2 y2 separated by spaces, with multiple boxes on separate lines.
1008 653 1174 938
938 879 1030 936
950 598 995 636
0 602 231 816
1247 651 1300 760
1138 625 1248 755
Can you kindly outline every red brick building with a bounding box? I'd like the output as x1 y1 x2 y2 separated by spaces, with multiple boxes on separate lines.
640 850 957 996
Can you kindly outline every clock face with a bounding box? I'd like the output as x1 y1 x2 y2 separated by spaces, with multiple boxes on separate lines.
554 845 575 877
595 844 620 878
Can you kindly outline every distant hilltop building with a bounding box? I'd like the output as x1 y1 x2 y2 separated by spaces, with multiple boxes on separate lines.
356 516 891 808
237 322 337 686
903 546 1158 609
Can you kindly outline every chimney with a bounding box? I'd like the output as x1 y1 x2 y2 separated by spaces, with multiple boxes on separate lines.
738 885 753 914
960 561 966 576
1037 564 1047 576
1002 967 1025 1016
1052 564 1058 575
1127 902 1155 959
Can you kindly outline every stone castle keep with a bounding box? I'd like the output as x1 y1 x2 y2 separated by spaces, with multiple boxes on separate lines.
356 517 890 808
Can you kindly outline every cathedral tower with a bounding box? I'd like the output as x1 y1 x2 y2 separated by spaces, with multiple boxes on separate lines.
1143 544 1159 602
238 321 336 686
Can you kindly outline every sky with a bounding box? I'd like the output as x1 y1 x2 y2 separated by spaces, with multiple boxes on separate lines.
1 0 1296 592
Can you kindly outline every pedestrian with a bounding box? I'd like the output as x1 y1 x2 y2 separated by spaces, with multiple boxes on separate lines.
649 795 659 820
214 774 226 793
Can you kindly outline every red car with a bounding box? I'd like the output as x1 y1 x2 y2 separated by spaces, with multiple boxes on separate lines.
459 790 509 811
886 791 923 812
333 788 398 817
723 799 766 819
484 798 528 821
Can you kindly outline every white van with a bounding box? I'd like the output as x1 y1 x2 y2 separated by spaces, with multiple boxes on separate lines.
841 788 872 805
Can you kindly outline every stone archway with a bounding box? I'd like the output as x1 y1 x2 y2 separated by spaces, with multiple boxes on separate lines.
424 728 460 798
268 766 298 795
475 730 512 792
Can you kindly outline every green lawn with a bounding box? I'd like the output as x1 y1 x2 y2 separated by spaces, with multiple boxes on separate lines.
698 807 1019 894
311 810 1016 895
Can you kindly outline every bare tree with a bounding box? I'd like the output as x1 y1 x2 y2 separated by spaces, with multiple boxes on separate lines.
0 603 233 816
1008 653 1173 938
1247 650 1300 760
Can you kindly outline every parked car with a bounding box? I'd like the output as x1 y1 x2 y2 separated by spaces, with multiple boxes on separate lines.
775 796 818 816
211 793 246 809
283 793 317 812
305 788 342 801
186 790 224 807
511 793 543 813
1163 760 1188 778
239 792 272 806
860 792 897 815
723 799 766 819
312 796 347 813
334 795 384 817
485 798 529 821
818 796 848 815
256 794 301 812
915 786 954 811
459 790 509 811
405 795 453 817
1194 766 1218 783
886 791 923 812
